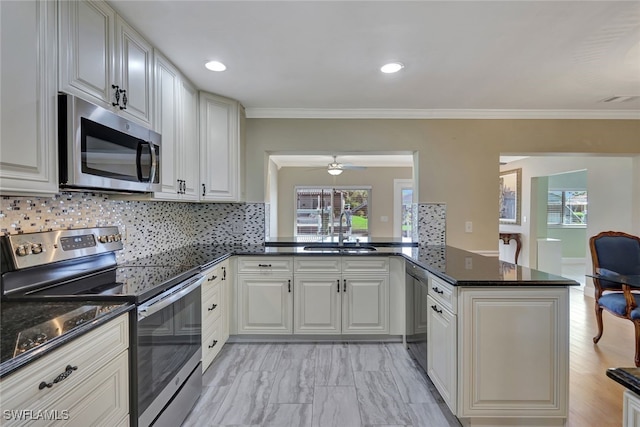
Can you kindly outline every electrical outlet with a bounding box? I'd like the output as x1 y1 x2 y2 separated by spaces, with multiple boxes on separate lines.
465 257 473 269
465 221 473 233
380 216 389 223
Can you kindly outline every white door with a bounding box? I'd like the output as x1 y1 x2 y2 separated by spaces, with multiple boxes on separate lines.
237 276 292 334
342 275 389 334
294 275 341 334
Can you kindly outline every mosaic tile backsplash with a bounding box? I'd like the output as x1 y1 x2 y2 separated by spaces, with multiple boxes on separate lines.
0 194 445 262
417 203 446 246
0 193 266 263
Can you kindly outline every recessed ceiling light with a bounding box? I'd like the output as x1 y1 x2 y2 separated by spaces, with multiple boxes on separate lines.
205 61 227 72
380 62 404 74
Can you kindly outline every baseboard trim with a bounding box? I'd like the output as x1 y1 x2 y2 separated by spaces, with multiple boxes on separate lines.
562 257 586 265
228 334 403 343
472 250 500 257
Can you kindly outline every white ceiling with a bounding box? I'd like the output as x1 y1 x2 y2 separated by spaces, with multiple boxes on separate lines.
110 1 640 118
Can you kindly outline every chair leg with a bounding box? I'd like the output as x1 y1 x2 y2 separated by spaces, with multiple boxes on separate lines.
593 304 604 344
635 322 640 367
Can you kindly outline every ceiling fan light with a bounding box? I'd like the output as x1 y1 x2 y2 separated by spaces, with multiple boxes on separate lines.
327 168 343 176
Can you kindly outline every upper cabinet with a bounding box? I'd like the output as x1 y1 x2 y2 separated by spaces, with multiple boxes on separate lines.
0 0 58 195
59 0 153 127
199 92 244 202
153 50 199 201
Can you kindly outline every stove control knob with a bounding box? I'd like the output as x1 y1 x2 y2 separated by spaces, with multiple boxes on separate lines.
30 243 43 254
107 235 115 243
114 234 122 242
15 245 30 257
98 235 108 244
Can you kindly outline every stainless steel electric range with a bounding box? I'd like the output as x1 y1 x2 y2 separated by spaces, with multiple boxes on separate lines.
1 227 205 427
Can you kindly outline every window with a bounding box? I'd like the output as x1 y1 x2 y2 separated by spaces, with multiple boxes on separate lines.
295 187 370 241
547 190 587 225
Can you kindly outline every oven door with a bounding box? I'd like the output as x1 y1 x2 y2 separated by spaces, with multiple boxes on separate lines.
136 274 204 427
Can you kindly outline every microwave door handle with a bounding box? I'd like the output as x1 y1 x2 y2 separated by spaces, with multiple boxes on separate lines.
136 142 145 181
148 142 158 184
138 275 205 320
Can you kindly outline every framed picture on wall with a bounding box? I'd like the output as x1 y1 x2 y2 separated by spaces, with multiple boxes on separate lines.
499 168 521 225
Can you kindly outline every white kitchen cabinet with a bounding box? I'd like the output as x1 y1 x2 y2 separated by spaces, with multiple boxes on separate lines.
0 0 58 195
624 390 640 427
293 256 389 335
0 313 130 426
237 257 293 334
294 274 342 334
59 0 153 127
152 51 198 201
458 287 569 425
426 294 457 413
199 92 243 202
202 260 230 370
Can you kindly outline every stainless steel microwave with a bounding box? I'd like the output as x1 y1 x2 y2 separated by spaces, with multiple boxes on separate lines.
58 93 161 193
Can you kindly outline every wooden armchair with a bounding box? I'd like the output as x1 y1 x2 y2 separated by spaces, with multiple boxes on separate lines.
589 231 640 365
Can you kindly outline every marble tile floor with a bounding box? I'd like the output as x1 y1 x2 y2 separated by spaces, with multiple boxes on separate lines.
183 342 461 427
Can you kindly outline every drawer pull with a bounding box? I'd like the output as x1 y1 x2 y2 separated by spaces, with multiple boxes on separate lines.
208 303 218 311
431 305 443 314
432 286 444 295
208 340 218 349
208 275 218 281
39 365 77 390
258 263 272 268
337 279 340 293
288 279 291 293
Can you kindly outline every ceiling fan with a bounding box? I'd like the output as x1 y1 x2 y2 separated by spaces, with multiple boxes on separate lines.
327 156 366 176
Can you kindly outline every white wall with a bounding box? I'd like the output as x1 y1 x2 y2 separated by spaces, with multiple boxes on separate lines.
500 156 634 293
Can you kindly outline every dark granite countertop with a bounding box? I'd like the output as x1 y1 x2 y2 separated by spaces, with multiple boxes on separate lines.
201 243 579 287
607 367 640 395
0 300 133 378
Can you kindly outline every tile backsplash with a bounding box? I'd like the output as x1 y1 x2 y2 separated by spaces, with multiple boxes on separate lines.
0 193 265 262
1 194 445 262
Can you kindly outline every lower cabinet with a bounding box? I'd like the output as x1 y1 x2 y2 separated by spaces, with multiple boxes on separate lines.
202 260 230 371
426 294 457 413
0 313 130 426
293 256 389 335
624 390 640 427
236 256 389 336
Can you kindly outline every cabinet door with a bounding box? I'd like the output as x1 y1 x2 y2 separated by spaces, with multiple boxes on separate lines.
59 0 115 107
426 295 457 413
115 15 153 126
294 275 341 334
0 0 58 195
199 92 240 201
179 78 200 200
342 275 389 334
153 52 181 199
237 276 292 334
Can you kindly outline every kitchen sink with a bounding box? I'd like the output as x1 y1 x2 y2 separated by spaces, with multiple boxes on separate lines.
303 244 377 252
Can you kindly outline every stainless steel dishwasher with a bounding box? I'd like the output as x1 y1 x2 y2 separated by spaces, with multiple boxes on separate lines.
405 262 429 373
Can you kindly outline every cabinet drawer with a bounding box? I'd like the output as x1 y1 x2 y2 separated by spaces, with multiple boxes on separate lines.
203 264 223 287
429 275 456 314
202 318 223 371
1 314 129 416
342 257 389 273
294 256 341 273
237 257 292 273
203 282 222 324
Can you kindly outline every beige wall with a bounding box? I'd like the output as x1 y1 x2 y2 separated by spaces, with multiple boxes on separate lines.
276 166 412 237
245 118 640 251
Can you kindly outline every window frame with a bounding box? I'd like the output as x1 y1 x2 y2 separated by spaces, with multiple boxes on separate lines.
547 189 588 228
293 185 372 241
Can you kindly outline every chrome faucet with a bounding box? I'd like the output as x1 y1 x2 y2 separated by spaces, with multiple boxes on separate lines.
338 211 348 246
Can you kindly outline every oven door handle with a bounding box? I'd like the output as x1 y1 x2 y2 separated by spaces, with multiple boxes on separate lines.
138 275 205 320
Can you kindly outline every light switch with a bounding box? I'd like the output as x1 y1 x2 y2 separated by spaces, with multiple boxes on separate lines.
465 221 473 233
380 216 389 222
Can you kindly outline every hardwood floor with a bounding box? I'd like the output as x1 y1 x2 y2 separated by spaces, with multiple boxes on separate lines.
184 287 633 426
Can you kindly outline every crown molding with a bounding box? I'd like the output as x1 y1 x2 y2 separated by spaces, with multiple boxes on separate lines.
244 108 640 120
